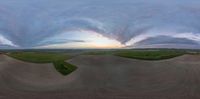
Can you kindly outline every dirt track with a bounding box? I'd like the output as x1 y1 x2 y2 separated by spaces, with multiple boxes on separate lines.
0 54 200 99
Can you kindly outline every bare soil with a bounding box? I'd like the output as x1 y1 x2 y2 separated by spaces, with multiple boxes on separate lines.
0 54 200 99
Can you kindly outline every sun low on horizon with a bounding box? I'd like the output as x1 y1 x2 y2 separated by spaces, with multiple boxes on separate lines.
36 30 124 49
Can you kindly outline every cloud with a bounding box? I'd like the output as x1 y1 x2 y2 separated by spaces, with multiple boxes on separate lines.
0 34 18 47
131 36 199 48
0 0 200 49
125 32 200 47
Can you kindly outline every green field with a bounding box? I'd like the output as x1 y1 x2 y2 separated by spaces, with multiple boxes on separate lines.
6 49 194 75
8 52 77 75
114 50 185 60
84 49 186 60
8 52 71 63
84 51 115 55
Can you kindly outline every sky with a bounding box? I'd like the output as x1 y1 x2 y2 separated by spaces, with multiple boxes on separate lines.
0 0 200 49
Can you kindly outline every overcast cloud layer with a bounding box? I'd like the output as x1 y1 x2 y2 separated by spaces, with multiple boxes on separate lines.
0 0 200 49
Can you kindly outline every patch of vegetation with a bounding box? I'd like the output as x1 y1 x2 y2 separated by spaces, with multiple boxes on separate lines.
115 50 185 60
83 49 186 60
8 52 71 63
53 61 77 75
84 51 115 55
8 52 77 75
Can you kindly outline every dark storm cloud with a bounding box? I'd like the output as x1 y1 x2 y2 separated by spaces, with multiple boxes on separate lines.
133 36 200 47
0 0 200 48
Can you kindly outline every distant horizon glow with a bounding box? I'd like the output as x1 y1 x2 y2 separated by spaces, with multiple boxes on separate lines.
36 30 124 49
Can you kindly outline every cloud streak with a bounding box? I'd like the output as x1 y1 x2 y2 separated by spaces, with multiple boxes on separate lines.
125 32 200 47
0 34 18 47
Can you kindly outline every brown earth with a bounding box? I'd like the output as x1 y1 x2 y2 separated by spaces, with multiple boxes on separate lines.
0 54 200 99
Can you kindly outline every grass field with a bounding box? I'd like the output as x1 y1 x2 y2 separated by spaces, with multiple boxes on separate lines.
114 50 185 60
6 49 193 75
8 52 71 63
84 50 186 60
84 51 115 55
8 52 77 75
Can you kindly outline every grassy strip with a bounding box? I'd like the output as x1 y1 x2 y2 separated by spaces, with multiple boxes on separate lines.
84 51 115 55
8 52 71 63
8 52 77 75
83 50 185 60
115 50 185 60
